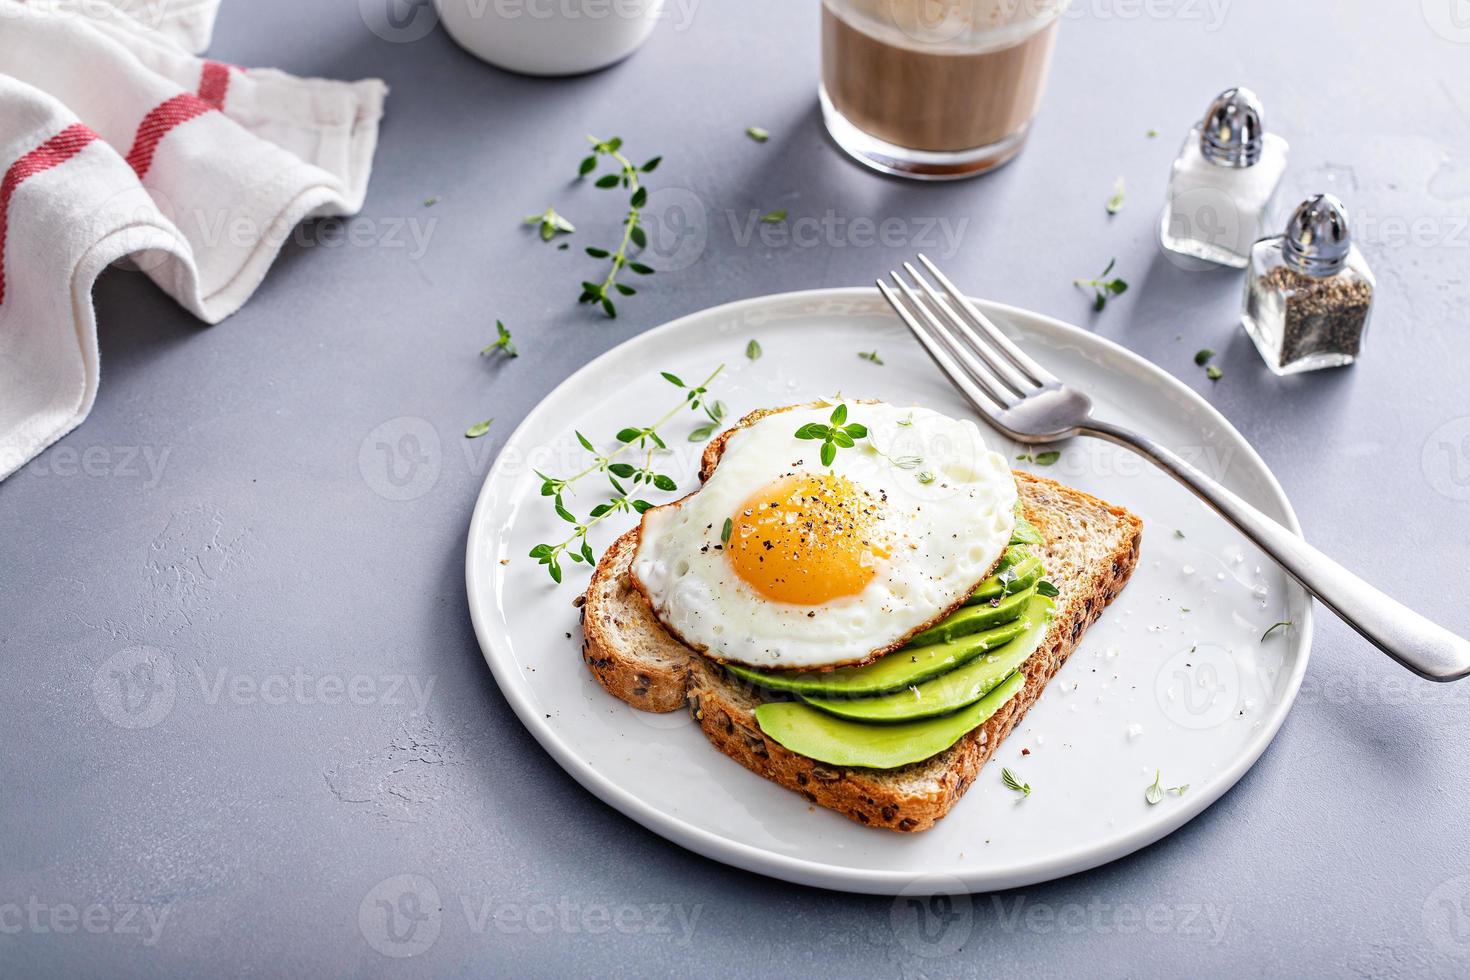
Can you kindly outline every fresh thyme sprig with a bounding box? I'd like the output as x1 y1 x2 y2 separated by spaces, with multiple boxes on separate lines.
1074 258 1128 311
1145 770 1187 804
576 136 659 318
687 398 727 443
794 404 868 467
1261 620 1293 641
1106 177 1125 215
480 320 517 358
524 206 574 242
529 364 723 583
880 452 923 470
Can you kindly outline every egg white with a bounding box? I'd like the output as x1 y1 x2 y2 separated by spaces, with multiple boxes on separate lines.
630 402 1017 669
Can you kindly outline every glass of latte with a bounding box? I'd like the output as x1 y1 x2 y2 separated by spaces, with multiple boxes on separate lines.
820 0 1067 179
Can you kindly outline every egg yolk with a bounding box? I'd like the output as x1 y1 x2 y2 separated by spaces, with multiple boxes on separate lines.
725 473 888 605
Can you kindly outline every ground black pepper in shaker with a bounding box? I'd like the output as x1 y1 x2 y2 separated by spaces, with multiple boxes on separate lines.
1241 193 1375 374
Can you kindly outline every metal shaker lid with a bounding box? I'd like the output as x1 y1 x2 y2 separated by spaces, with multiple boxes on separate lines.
1198 87 1265 168
1283 193 1353 276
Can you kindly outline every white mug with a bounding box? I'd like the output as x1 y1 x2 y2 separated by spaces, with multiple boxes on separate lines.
434 0 666 76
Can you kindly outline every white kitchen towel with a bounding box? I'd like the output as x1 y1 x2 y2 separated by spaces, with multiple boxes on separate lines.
0 0 386 480
68 0 223 54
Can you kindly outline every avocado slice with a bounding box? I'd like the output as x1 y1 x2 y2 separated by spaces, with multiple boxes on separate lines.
754 670 1026 769
1011 517 1044 547
724 616 1028 698
968 555 1044 603
906 585 1036 648
994 544 1028 574
801 595 1053 722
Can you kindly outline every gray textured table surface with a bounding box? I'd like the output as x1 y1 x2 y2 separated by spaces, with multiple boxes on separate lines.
4 1 1470 976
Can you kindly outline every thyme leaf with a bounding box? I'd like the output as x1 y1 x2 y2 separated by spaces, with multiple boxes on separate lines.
1002 767 1031 798
1074 258 1128 311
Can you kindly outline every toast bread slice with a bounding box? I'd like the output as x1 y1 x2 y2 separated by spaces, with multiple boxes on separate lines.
579 408 1143 832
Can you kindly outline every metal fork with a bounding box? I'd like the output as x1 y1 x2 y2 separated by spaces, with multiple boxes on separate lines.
878 254 1470 682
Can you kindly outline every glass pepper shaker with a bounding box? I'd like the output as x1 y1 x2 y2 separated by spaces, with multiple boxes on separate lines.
1159 87 1289 268
1241 193 1375 374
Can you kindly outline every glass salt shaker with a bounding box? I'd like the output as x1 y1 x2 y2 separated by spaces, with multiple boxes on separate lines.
1160 87 1289 268
1241 193 1375 375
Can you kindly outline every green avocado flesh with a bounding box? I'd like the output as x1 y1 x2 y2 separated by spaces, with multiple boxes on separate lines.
755 670 1027 769
907 585 1036 648
725 616 1027 698
800 595 1054 722
732 511 1055 770
968 554 1043 603
1011 517 1044 547
994 544 1027 574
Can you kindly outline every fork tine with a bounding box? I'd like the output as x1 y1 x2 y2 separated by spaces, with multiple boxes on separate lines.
917 253 1059 386
888 272 1021 409
876 278 1010 417
902 261 1036 398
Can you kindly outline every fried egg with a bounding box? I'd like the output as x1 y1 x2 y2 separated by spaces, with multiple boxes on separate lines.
630 402 1017 669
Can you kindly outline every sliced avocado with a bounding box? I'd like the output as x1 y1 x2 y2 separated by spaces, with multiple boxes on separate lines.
995 544 1028 573
969 555 1044 603
803 596 1054 722
906 585 1036 648
970 543 1029 590
725 617 1028 698
754 670 1026 769
1011 517 1044 547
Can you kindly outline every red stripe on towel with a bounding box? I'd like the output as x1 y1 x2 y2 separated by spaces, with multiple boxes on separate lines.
125 93 215 179
0 123 99 306
198 61 232 109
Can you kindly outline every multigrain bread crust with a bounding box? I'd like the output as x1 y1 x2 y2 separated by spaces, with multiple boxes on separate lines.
579 407 1143 832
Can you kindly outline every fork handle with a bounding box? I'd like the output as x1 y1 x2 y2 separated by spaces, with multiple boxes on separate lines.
1085 419 1470 682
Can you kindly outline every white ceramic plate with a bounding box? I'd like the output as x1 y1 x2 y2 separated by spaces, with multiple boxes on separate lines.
465 289 1312 895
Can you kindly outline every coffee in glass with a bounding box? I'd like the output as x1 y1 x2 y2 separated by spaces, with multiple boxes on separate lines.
820 0 1066 179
